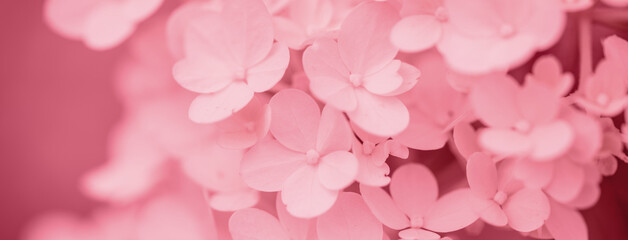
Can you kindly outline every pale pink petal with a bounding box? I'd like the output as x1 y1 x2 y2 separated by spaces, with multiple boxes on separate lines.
391 15 442 52
209 190 260 212
466 152 498 198
516 81 560 125
383 62 421 96
247 42 291 92
172 56 235 93
359 184 410 230
526 55 574 96
317 151 358 190
241 139 306 191
302 38 356 111
121 0 163 22
390 163 438 218
316 106 353 155
347 89 410 137
276 194 317 240
166 1 217 58
84 2 136 50
544 160 585 203
545 200 588 240
181 144 245 192
44 0 99 39
478 201 508 227
602 35 628 77
395 107 449 150
561 108 602 163
220 0 274 68
269 89 320 152
282 166 339 218
188 82 254 123
469 76 521 128
566 183 600 209
478 128 532 157
601 0 628 9
273 17 308 50
398 228 441 240
452 122 481 159
183 12 232 61
354 140 392 187
229 208 289 240
362 60 403 95
513 160 554 189
424 188 479 232
503 188 550 232
338 2 400 74
217 98 271 149
528 121 574 161
385 139 410 159
316 192 383 240
443 0 500 38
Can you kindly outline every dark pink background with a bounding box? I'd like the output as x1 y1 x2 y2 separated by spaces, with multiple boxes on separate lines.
0 1 627 239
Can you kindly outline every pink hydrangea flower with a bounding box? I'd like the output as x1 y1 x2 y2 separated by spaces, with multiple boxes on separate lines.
395 50 470 150
272 0 336 50
303 2 421 137
229 194 317 240
240 89 358 218
575 36 628 116
466 153 551 232
525 55 574 97
437 0 565 74
361 163 479 240
172 0 290 124
471 75 574 161
44 0 163 50
390 0 449 52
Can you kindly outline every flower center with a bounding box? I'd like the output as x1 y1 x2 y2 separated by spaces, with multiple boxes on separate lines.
349 73 363 87
306 149 321 165
493 191 508 205
499 24 516 38
410 216 424 228
596 93 610 106
434 7 448 22
514 120 531 133
363 141 376 155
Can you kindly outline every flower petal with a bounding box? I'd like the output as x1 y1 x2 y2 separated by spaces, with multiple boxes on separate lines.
359 184 410 230
220 0 274 67
478 128 532 157
269 89 320 152
469 76 522 128
424 188 479 232
503 188 550 232
229 208 289 240
209 189 259 212
347 89 410 137
391 15 442 53
246 42 290 92
545 200 588 240
390 163 438 218
282 166 338 218
316 106 353 154
316 192 383 240
338 2 400 74
466 152 498 198
317 151 358 190
188 82 254 123
276 193 317 240
241 139 306 192
172 55 235 93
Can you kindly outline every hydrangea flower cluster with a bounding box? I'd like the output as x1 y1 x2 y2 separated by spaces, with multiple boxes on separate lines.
26 0 628 239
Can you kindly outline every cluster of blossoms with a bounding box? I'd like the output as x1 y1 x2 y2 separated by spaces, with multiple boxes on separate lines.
27 0 628 239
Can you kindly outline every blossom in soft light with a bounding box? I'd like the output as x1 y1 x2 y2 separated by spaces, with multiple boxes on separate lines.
437 0 565 74
395 50 470 150
390 0 448 53
240 89 357 218
361 163 479 240
466 153 550 232
303 2 420 137
172 0 290 124
525 55 574 97
44 0 163 50
471 75 574 161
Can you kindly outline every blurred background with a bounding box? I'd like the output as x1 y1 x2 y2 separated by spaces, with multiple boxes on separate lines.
1 1 628 239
